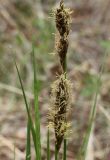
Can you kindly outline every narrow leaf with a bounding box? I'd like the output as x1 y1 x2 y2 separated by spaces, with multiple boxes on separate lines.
78 50 108 160
15 61 37 154
26 119 31 160
32 45 41 160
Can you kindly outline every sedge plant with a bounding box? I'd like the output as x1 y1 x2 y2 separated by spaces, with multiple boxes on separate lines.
15 0 72 159
15 0 105 160
48 0 72 159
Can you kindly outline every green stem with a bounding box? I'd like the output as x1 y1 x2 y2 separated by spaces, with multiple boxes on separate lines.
63 55 67 160
64 57 67 76
63 139 67 160
26 119 31 160
47 128 50 160
55 145 58 160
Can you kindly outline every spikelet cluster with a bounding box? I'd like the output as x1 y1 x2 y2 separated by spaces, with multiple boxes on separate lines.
55 0 71 36
55 0 72 72
48 74 72 151
48 0 72 153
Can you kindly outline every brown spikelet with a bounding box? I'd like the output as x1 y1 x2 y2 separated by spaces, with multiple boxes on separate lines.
48 0 73 153
55 0 72 72
56 0 70 36
49 74 72 151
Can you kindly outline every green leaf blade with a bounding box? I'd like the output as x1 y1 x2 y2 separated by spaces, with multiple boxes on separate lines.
15 61 37 155
26 119 31 160
32 45 41 160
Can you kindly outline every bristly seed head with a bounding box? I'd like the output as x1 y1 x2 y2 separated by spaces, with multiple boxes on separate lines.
55 0 71 36
48 74 72 151
54 0 72 72
48 0 73 152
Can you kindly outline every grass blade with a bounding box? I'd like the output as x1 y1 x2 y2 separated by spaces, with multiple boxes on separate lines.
15 61 37 154
47 128 50 160
80 85 99 160
32 45 41 160
78 50 108 160
26 119 31 160
78 71 101 160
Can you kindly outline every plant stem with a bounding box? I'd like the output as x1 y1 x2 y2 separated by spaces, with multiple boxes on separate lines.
47 128 50 160
63 52 67 160
63 139 67 160
55 144 58 160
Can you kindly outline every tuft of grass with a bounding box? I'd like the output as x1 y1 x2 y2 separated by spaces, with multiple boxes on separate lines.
15 61 37 156
15 44 42 160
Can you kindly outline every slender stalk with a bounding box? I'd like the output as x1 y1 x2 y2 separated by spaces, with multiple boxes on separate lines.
64 56 67 74
55 145 58 160
63 48 67 160
47 128 50 160
63 139 67 160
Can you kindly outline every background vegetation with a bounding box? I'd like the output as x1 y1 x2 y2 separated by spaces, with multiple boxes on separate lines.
0 0 110 159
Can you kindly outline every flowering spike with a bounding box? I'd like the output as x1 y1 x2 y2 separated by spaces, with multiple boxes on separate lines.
55 0 72 72
48 74 72 151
